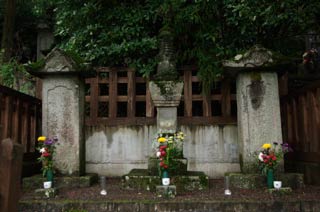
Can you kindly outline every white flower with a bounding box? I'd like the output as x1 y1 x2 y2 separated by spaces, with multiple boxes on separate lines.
39 147 46 153
156 151 161 157
258 152 264 162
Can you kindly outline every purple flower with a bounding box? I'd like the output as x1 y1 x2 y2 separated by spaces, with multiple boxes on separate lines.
281 143 293 153
44 139 54 146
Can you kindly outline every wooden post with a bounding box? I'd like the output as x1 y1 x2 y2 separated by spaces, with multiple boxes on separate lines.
0 138 23 212
183 70 192 117
221 79 231 116
127 69 136 118
109 69 118 118
89 77 99 124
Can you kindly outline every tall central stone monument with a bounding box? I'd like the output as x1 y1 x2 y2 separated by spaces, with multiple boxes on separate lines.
149 28 183 133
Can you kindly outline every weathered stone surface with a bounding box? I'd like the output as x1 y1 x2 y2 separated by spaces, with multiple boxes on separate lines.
19 199 319 212
23 173 98 190
156 185 176 198
34 188 58 198
149 81 183 107
223 45 289 71
224 46 273 68
85 125 239 178
122 169 209 192
37 23 54 60
36 48 89 175
157 107 178 133
267 187 292 195
236 72 282 173
42 76 85 175
227 172 304 189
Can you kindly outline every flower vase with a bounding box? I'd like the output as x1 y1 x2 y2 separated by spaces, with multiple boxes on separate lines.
46 169 54 183
162 170 170 186
267 169 274 189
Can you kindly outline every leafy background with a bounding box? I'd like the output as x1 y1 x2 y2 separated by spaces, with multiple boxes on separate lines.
1 0 319 93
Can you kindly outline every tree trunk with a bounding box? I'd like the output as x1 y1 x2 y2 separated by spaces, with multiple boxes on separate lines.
1 0 16 63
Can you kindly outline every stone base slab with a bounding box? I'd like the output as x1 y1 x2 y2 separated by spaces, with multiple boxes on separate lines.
267 187 293 195
122 169 209 192
35 188 58 198
23 173 98 190
226 172 304 189
156 185 176 198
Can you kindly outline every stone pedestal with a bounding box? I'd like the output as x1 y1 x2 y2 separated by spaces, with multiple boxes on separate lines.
149 81 183 133
224 46 286 173
30 48 93 176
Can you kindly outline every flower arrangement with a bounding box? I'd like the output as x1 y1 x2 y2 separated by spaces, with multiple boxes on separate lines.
37 136 58 177
153 131 184 177
302 48 319 72
258 142 292 175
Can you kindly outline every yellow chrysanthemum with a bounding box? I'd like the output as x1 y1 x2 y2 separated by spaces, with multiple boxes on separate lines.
38 136 46 142
158 137 167 143
262 143 271 149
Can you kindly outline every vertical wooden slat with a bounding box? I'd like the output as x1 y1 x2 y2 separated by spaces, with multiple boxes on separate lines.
26 103 31 153
35 102 42 147
12 98 21 144
127 69 136 118
221 79 231 116
89 77 99 124
301 95 309 151
286 102 293 143
21 103 28 153
316 88 320 152
184 70 192 117
2 95 12 139
278 72 288 97
292 98 299 148
29 105 36 152
146 80 154 117
0 93 3 141
109 69 118 118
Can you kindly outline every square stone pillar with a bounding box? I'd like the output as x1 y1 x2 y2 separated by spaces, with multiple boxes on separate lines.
237 72 282 172
224 45 287 173
30 48 93 176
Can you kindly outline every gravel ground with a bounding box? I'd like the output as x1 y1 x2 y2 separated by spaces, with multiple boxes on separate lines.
20 178 320 202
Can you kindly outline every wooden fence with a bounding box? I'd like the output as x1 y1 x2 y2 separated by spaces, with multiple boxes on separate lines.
0 85 42 155
281 80 320 184
85 66 237 126
0 139 23 212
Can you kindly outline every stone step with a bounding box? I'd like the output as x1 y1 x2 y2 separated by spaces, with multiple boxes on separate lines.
22 173 98 190
122 169 209 192
156 185 176 198
19 199 320 212
226 172 304 189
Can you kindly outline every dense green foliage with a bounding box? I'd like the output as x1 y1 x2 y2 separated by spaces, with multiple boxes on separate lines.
1 0 320 91
51 0 319 90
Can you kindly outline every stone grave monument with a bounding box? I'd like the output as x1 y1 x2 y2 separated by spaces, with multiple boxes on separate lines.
122 28 209 197
223 45 304 189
